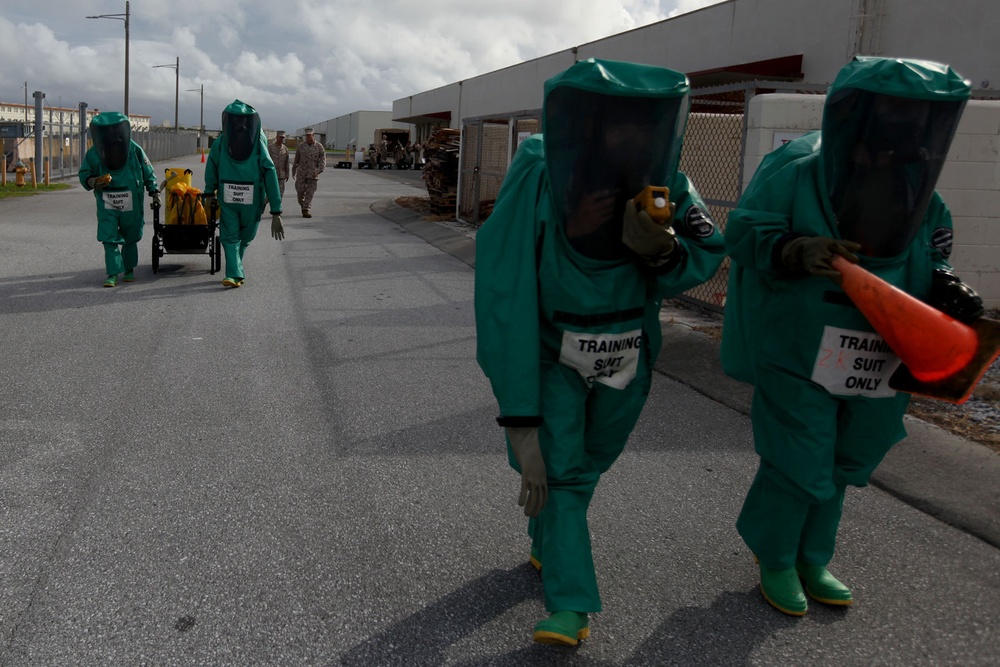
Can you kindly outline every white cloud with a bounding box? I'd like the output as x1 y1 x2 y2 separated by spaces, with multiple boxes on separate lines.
0 1 727 131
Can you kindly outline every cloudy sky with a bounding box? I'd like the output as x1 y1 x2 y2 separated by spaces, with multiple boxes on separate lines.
2 0 725 132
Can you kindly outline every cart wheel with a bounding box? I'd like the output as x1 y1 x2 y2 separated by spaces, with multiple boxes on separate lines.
152 236 159 274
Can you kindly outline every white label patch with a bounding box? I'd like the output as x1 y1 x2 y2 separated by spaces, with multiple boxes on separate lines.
102 190 133 212
811 326 901 398
223 182 253 205
559 329 642 389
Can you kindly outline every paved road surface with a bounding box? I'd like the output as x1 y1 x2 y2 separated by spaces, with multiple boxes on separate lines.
0 155 997 666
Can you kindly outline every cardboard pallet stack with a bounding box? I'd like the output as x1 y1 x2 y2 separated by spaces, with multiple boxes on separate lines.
422 128 461 215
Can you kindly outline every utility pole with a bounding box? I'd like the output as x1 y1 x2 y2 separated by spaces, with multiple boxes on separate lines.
154 56 180 131
86 1 130 117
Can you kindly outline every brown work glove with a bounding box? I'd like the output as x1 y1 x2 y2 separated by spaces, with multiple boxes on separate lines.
622 200 677 264
505 427 547 517
87 174 112 191
780 236 862 284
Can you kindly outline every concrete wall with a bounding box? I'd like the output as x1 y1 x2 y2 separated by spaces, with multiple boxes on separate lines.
744 94 1000 309
393 0 999 133
295 111 412 151
393 51 574 133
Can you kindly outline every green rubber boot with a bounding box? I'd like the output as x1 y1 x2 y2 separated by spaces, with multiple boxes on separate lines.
796 563 853 606
759 564 808 616
533 611 589 646
122 271 135 282
222 277 239 288
103 275 117 288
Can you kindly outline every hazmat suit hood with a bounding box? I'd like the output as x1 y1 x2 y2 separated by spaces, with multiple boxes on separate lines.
821 57 970 257
89 111 132 172
543 58 690 260
221 99 262 162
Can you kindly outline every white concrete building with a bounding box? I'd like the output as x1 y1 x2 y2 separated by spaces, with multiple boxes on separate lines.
294 111 412 153
387 0 1000 308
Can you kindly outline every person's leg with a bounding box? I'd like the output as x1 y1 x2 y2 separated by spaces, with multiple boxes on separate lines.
235 209 261 282
795 392 911 605
301 179 317 215
738 376 839 615
531 364 650 645
97 210 124 285
534 363 600 616
295 179 305 213
218 206 244 285
119 210 144 280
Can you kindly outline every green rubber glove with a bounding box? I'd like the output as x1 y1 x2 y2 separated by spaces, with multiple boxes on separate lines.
271 214 284 241
622 200 677 263
780 236 862 284
506 427 547 517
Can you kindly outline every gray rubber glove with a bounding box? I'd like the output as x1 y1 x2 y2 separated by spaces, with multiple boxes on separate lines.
506 427 547 517
271 214 284 241
622 200 677 263
149 190 161 209
780 236 862 284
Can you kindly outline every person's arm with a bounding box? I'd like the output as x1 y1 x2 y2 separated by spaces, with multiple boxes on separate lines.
78 148 100 189
203 141 221 196
135 143 157 194
645 172 727 297
259 136 282 214
923 193 983 322
318 145 326 174
475 136 547 423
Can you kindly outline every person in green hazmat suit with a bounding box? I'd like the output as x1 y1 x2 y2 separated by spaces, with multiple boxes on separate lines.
204 100 285 288
79 112 159 287
721 56 984 617
475 58 726 646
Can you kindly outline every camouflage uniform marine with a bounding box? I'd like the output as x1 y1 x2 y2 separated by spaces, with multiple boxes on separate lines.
293 127 326 217
268 130 290 201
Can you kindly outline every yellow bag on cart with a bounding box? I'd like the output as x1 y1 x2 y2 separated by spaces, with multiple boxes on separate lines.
166 182 205 225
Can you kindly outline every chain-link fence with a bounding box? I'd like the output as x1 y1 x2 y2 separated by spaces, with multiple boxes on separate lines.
459 113 541 222
4 99 198 182
132 129 199 165
458 81 828 312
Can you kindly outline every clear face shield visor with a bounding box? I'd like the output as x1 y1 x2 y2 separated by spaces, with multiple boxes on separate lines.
91 121 131 171
544 89 687 259
223 112 261 162
825 90 964 257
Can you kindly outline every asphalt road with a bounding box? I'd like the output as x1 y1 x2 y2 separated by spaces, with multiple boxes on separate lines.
1 155 998 666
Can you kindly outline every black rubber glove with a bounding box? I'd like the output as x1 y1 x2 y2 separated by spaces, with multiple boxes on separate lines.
505 427 547 518
927 268 984 323
779 236 862 284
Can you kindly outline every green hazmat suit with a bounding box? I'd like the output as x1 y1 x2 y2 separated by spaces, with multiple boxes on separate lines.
721 57 971 570
475 59 726 614
79 112 157 277
204 100 282 281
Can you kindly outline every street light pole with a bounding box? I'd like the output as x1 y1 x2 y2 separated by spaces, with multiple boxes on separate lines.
154 57 180 132
85 1 130 117
187 83 204 151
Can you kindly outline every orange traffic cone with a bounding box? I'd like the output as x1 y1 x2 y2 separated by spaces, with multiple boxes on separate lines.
831 256 977 383
200 150 205 164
